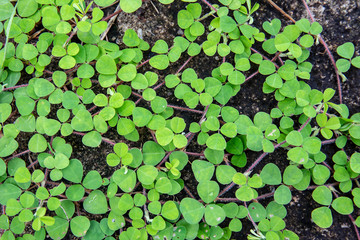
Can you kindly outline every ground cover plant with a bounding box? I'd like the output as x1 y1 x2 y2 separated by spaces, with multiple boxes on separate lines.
0 0 360 239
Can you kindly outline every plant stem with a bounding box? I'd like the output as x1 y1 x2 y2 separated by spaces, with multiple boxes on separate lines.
5 149 30 162
265 0 295 23
321 139 336 145
156 151 172 168
175 56 194 75
183 184 196 199
136 59 150 69
27 160 39 169
167 104 204 114
2 84 29 91
244 140 286 174
184 152 204 157
201 0 218 12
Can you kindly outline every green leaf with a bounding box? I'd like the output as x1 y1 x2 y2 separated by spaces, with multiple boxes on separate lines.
0 103 11 123
155 127 174 146
0 136 18 157
246 126 263 151
206 133 226 151
70 216 90 237
96 55 117 75
113 168 136 192
82 131 102 147
260 163 282 185
312 186 332 206
274 185 291 205
336 59 351 72
28 134 47 153
197 181 219 203
22 44 39 60
45 217 69 240
120 0 142 13
5 199 22 216
236 185 254 202
352 56 360 68
303 137 321 154
0 184 22 205
283 165 303 186
331 197 353 215
83 170 102 190
59 55 76 69
66 184 85 201
259 60 276 75
161 201 179 220
349 125 360 139
262 19 281 35
350 152 360 173
180 198 205 224
205 204 226 226
215 166 236 185
143 141 165 165
71 109 93 132
287 147 308 164
117 118 135 136
137 165 158 185
337 42 355 59
83 190 108 214
285 130 303 146
192 160 214 182
220 16 237 33
149 55 169 70
312 207 332 228
62 159 83 183
274 33 290 52
152 40 168 54
155 177 172 193
177 10 194 29
123 29 140 47
14 167 31 183
0 0 14 21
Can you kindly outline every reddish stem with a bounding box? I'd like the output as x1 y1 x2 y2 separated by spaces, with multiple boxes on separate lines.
102 8 123 22
201 0 218 12
2 84 29 91
5 149 30 162
184 152 204 157
175 56 194 75
183 185 195 199
27 160 39 169
322 139 336 145
156 151 172 168
167 104 203 114
136 59 150 69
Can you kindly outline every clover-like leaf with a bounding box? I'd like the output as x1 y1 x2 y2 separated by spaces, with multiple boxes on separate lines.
337 42 355 59
83 190 108 214
180 198 205 224
312 207 332 228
